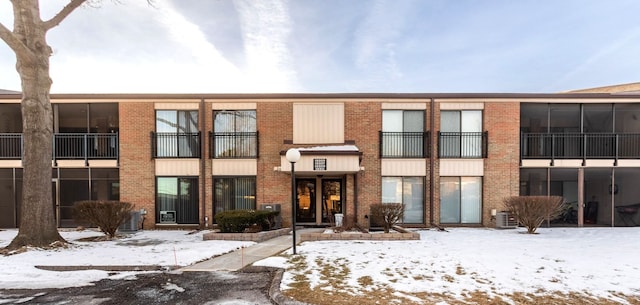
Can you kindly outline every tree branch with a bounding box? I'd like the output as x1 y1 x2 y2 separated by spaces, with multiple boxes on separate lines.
0 22 31 57
43 0 88 31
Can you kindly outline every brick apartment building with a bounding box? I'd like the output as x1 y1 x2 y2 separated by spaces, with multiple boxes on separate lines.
1 84 640 229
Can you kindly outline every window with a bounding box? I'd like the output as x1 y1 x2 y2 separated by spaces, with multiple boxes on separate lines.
381 110 426 158
212 110 257 158
439 110 484 158
214 177 256 214
156 177 199 224
154 110 200 158
381 176 424 223
440 177 482 224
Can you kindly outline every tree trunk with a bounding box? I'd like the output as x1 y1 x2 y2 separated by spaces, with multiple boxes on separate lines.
6 0 66 249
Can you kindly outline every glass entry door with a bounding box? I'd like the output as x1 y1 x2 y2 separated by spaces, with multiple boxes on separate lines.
321 179 342 223
295 179 316 223
296 178 343 224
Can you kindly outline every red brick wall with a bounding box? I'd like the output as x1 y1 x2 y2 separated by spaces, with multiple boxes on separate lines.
345 101 381 226
483 102 520 225
256 102 293 226
119 102 156 228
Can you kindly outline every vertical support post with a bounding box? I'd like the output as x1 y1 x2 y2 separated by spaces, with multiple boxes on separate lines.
291 161 297 255
286 148 300 255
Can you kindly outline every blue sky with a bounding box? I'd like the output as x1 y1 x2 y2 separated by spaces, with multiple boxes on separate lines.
1 0 640 93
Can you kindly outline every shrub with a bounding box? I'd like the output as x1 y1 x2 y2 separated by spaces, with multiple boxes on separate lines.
503 196 564 234
370 203 405 233
72 200 134 238
215 210 280 233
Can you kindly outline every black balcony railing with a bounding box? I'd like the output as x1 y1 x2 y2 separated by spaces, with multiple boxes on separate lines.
438 131 488 158
210 132 259 158
379 131 429 158
0 133 119 163
151 132 201 158
0 133 22 159
521 132 640 161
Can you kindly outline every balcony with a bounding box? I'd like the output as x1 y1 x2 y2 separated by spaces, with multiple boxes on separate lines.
379 131 429 158
0 133 119 163
521 132 640 161
210 132 259 158
151 132 201 158
438 131 488 158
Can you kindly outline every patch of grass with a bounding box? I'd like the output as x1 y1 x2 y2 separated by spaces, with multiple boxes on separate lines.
357 276 373 287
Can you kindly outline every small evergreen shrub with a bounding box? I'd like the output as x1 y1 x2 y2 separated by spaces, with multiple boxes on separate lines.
370 203 405 233
72 200 134 238
503 196 564 234
215 210 280 233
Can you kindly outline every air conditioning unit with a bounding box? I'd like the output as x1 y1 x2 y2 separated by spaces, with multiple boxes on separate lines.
119 211 141 232
260 204 282 229
496 212 518 229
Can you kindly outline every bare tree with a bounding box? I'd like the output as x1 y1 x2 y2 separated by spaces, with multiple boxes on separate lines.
503 196 564 234
370 203 405 233
0 0 88 249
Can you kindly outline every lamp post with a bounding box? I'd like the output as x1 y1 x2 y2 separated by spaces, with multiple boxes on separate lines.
285 148 301 255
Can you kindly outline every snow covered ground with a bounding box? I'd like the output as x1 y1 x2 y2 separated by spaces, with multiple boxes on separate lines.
255 227 640 303
1 227 639 304
0 229 253 289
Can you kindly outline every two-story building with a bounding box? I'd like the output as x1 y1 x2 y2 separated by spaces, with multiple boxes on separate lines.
1 85 639 229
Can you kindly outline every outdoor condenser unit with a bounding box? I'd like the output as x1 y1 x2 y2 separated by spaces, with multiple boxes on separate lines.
119 211 141 232
260 204 282 229
495 212 518 229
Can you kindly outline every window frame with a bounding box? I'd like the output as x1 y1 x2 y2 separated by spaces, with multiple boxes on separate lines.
155 176 199 224
213 176 257 216
439 176 482 224
381 176 425 224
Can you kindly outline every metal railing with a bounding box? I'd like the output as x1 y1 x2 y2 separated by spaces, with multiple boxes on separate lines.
521 132 640 161
379 131 429 158
210 132 259 158
438 131 488 158
151 132 201 158
0 133 119 163
0 133 22 159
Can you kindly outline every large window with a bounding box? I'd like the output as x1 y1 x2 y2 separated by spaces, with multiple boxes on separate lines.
156 177 199 224
381 110 426 158
439 110 484 158
154 110 200 158
440 177 482 224
381 176 424 223
214 177 256 214
212 110 257 158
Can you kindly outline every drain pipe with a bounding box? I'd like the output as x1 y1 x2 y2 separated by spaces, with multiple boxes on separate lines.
200 98 207 229
429 98 437 228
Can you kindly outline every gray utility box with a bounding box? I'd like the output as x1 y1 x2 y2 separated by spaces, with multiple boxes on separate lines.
260 204 282 229
119 211 141 232
496 212 518 229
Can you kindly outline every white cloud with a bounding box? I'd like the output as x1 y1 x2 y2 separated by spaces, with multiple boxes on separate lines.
233 0 299 92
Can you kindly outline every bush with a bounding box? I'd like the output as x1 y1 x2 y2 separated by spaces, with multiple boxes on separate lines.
72 200 134 238
503 196 564 234
370 203 405 233
215 210 280 233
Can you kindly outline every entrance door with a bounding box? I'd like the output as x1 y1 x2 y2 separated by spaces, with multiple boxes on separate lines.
295 178 344 224
295 179 316 223
321 179 342 223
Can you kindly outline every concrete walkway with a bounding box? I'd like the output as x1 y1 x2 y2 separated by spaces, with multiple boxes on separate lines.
181 228 323 272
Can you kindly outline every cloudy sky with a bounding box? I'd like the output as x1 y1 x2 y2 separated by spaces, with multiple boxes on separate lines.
1 0 640 94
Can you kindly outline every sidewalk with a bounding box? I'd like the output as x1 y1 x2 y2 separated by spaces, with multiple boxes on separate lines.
181 228 323 272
